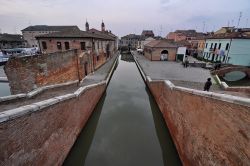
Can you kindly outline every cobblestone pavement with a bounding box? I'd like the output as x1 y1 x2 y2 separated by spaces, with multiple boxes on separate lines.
133 51 214 83
0 54 118 112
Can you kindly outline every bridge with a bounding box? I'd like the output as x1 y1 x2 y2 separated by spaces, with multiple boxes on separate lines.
0 51 249 166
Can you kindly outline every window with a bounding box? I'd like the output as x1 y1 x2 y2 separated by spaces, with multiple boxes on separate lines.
226 43 230 50
80 42 86 50
210 43 213 49
65 42 70 50
205 43 208 48
57 42 62 50
218 43 221 49
214 43 217 51
42 41 47 50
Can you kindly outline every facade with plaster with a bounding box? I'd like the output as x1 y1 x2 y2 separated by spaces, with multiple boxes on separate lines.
144 39 178 61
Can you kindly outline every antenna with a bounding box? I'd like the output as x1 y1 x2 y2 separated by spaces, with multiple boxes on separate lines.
227 20 230 27
202 21 206 33
159 25 163 37
237 12 242 28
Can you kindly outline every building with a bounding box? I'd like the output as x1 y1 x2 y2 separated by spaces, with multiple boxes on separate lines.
197 37 206 58
138 37 155 50
144 39 178 61
119 34 141 49
0 33 26 49
22 25 80 47
166 30 205 42
202 31 250 66
141 30 155 38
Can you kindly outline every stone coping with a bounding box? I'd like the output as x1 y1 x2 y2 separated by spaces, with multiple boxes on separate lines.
0 54 119 123
0 77 8 82
132 51 250 108
0 80 79 103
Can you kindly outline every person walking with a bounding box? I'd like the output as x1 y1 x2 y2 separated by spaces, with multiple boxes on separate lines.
184 55 189 68
204 78 212 91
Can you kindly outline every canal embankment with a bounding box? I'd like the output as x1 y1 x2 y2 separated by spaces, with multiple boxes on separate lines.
63 53 181 166
132 51 250 166
0 53 118 166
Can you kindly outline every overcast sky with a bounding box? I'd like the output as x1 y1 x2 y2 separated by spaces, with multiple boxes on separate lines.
0 0 250 37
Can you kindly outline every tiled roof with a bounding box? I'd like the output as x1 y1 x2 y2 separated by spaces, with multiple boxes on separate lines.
0 33 25 42
141 30 154 36
145 39 178 48
36 29 116 40
21 25 80 32
121 34 141 39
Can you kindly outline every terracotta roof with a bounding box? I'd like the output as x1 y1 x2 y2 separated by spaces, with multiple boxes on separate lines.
121 34 141 39
144 39 178 48
21 25 80 32
141 30 154 36
36 29 116 40
0 33 25 42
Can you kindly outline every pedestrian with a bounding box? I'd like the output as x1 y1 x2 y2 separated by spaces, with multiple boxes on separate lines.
184 56 189 68
204 78 212 91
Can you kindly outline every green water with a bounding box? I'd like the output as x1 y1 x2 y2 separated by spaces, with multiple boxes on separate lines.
0 82 11 97
63 54 181 166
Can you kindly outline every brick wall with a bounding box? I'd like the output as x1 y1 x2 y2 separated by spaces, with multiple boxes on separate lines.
4 50 83 94
4 49 112 95
144 47 177 61
0 83 106 166
148 81 250 166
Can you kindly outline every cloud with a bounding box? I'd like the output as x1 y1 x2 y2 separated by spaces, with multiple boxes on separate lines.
0 0 250 36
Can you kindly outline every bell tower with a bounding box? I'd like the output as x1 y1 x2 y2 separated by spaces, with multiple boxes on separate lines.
85 20 89 31
101 20 105 32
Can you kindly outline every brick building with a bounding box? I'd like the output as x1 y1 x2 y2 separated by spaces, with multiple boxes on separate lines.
144 39 178 61
36 22 117 70
22 25 80 47
0 33 26 49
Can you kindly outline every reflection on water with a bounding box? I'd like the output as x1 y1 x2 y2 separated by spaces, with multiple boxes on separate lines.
0 82 11 97
64 54 181 166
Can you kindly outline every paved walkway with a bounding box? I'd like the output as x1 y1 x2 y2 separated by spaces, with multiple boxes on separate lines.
133 51 215 83
0 54 118 112
133 51 250 97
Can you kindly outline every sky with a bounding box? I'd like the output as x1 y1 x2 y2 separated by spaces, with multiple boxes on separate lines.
0 0 250 37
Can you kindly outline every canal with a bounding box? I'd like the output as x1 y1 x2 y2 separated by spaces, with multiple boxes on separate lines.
63 54 181 166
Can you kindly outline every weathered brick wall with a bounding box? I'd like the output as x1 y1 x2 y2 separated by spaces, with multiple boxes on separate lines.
0 84 106 166
148 81 250 166
4 48 113 95
4 50 83 94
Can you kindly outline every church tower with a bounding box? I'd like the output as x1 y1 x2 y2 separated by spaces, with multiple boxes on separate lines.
85 20 89 31
101 20 105 32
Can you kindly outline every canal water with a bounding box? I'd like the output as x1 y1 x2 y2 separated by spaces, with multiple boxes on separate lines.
0 82 11 97
63 54 181 166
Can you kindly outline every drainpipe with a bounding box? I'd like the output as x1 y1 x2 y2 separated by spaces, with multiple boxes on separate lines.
75 49 81 84
92 37 95 72
38 39 42 54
